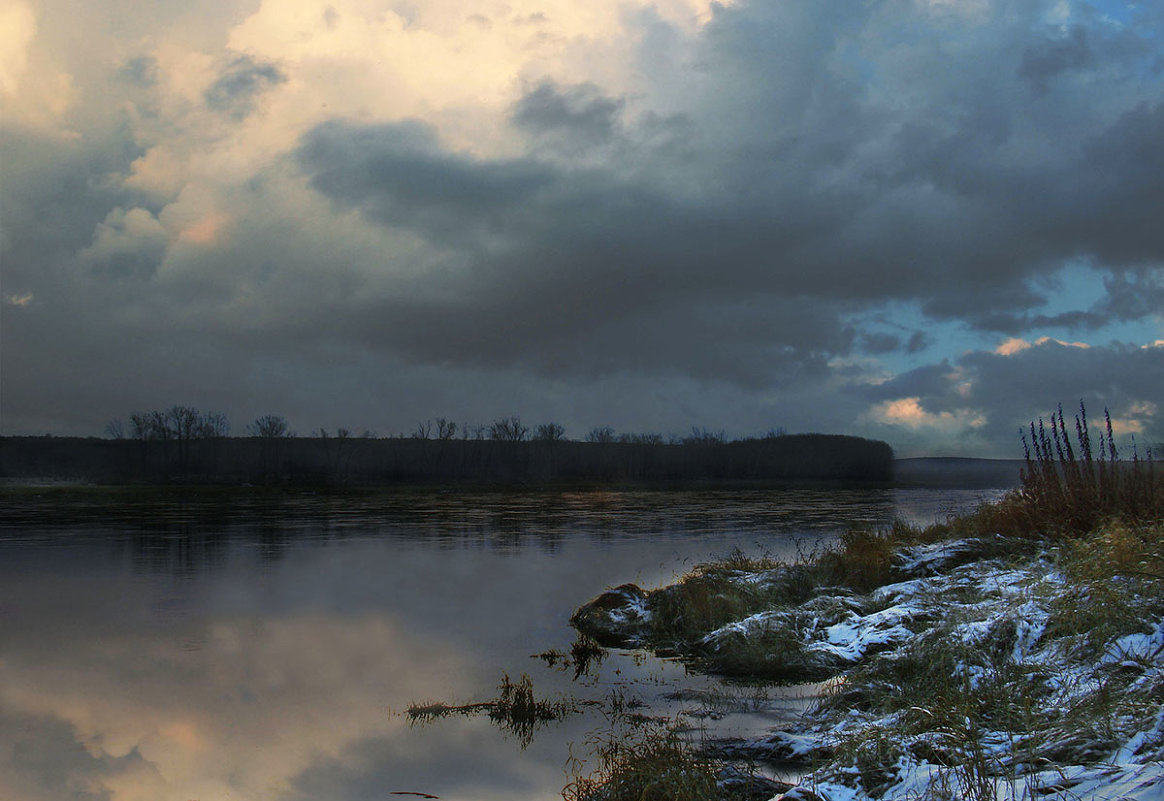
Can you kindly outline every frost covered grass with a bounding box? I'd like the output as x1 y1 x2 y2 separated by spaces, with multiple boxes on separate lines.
574 530 1164 800
796 540 1164 801
569 405 1164 800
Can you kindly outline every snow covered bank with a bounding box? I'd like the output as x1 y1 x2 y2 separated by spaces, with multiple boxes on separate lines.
572 533 1164 801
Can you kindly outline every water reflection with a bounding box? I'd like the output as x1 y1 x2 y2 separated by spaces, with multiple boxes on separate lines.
0 488 1002 801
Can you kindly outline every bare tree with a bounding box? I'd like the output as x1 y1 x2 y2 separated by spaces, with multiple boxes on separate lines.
462 422 487 440
164 405 205 472
619 432 663 444
412 420 433 440
489 416 529 442
105 419 125 439
120 406 230 475
147 410 171 439
200 411 231 438
436 418 457 440
249 415 290 438
586 426 616 444
128 412 157 440
532 422 566 442
684 427 725 445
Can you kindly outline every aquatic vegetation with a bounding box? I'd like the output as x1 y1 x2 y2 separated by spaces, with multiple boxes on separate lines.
563 719 724 801
406 673 582 749
563 711 785 801
536 635 610 680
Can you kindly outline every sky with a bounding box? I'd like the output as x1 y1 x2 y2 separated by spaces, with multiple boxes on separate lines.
1 0 1162 457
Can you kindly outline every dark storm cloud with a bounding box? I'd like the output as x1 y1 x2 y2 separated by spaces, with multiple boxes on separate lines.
1074 102 1164 262
0 127 143 294
299 119 556 238
962 309 1109 335
296 0 1164 378
204 54 287 118
905 332 929 354
957 342 1163 420
1019 25 1093 95
6 0 1164 446
297 116 857 382
860 332 902 354
862 363 957 405
511 80 624 149
1097 269 1164 320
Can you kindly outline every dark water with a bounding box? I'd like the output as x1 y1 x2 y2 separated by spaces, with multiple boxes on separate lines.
0 488 1002 801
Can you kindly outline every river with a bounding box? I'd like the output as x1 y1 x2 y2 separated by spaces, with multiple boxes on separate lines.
0 487 1003 801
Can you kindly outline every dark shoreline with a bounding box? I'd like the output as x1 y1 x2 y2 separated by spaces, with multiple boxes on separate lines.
1 433 893 487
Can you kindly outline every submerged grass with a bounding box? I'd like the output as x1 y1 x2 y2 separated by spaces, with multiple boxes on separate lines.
563 702 783 801
535 635 610 680
563 720 724 801
406 673 581 749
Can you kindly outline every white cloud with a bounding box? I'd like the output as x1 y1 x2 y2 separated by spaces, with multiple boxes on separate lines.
0 0 36 95
866 396 987 431
995 336 1092 356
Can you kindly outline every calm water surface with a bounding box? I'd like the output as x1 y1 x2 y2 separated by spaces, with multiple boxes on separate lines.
0 488 1002 801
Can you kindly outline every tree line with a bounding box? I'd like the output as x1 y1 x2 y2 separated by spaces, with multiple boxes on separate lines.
104 408 788 448
1 407 892 485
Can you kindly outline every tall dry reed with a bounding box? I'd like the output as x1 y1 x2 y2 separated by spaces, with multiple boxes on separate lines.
1016 401 1161 537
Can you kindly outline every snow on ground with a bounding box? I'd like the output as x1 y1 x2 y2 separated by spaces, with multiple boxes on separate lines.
571 533 1164 801
737 541 1164 801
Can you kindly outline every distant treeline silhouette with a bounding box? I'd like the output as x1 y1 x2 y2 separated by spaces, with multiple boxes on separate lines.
2 408 894 486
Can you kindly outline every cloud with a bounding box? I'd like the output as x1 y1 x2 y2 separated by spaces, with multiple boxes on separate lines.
860 332 902 354
1018 25 1093 95
2 0 1164 450
0 0 36 95
866 396 986 432
994 336 1090 356
117 55 158 88
861 338 1164 455
80 207 169 278
298 118 556 236
510 80 624 152
203 54 286 119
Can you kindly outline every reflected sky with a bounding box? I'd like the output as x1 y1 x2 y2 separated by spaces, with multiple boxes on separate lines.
0 488 1002 801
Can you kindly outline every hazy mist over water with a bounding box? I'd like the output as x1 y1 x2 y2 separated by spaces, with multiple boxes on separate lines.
0 488 1002 800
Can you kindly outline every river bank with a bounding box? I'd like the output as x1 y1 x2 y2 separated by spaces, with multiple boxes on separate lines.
570 423 1164 800
573 525 1163 800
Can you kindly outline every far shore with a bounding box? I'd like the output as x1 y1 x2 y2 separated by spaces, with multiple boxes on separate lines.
0 456 1024 494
